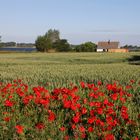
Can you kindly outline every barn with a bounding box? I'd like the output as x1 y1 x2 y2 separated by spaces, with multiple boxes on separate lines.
97 41 119 52
97 41 128 52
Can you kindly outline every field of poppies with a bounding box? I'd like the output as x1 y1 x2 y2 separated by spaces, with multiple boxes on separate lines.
0 79 140 139
0 52 140 139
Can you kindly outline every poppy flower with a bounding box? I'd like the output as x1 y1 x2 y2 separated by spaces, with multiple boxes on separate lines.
15 125 24 134
81 107 87 115
35 123 45 130
88 127 94 132
79 126 85 132
4 100 13 107
4 117 11 122
105 133 115 140
80 81 85 88
48 111 56 122
72 115 80 123
60 126 66 131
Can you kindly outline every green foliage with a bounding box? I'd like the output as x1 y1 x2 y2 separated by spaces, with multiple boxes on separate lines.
45 29 60 43
75 42 97 52
35 29 60 52
53 39 71 52
35 30 98 52
0 42 16 47
122 45 140 48
35 36 48 52
16 43 35 48
0 43 1 48
0 36 2 48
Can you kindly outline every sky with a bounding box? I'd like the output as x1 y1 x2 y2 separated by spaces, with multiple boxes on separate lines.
0 0 140 46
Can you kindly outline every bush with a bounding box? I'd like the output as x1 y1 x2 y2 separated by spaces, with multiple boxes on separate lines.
75 42 97 52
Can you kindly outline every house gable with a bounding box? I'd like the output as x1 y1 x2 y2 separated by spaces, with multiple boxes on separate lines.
98 41 120 49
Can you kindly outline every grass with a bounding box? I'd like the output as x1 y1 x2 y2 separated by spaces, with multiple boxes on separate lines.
0 52 140 85
0 52 140 87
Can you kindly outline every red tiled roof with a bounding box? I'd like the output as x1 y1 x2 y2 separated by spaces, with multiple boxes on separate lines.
98 41 119 49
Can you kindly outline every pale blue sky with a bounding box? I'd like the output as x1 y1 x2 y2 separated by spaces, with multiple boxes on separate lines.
0 0 140 45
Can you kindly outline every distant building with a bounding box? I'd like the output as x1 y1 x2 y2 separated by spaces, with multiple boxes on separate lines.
97 41 119 52
97 41 128 52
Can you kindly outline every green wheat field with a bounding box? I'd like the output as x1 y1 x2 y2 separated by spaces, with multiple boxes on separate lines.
0 52 140 87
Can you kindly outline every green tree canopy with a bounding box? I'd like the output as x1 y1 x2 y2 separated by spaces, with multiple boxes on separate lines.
35 36 48 52
75 42 97 52
35 29 60 52
45 29 60 43
0 36 2 48
53 39 71 52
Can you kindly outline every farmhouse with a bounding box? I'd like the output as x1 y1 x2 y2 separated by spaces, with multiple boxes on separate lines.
97 41 128 52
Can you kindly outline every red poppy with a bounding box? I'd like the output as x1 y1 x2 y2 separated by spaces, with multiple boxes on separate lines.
79 125 85 132
126 85 132 89
16 88 24 97
88 127 94 132
4 100 13 107
60 126 66 131
72 115 80 123
63 100 71 109
97 107 103 114
80 81 85 88
4 117 11 122
64 135 69 140
120 97 126 103
83 98 87 104
106 84 113 91
48 111 56 122
104 134 115 140
121 106 129 120
104 99 109 105
81 133 86 139
110 93 118 101
130 79 135 83
134 137 139 140
81 107 87 115
71 124 76 130
88 117 96 124
35 123 45 130
98 81 102 86
70 104 77 111
40 98 49 106
15 125 24 134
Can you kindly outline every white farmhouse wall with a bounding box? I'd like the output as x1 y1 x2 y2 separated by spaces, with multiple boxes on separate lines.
97 49 103 52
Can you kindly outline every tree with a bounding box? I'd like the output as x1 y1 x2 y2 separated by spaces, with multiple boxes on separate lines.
45 29 60 43
3 42 16 47
35 29 60 52
82 42 97 52
0 36 2 47
75 45 82 52
35 36 48 52
53 39 71 52
75 42 97 52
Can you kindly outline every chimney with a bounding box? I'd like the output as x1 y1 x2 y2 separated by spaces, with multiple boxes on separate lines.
108 40 110 44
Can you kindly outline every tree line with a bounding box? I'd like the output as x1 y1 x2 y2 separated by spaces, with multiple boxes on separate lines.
35 29 97 52
2 29 139 52
0 42 35 48
121 45 140 49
